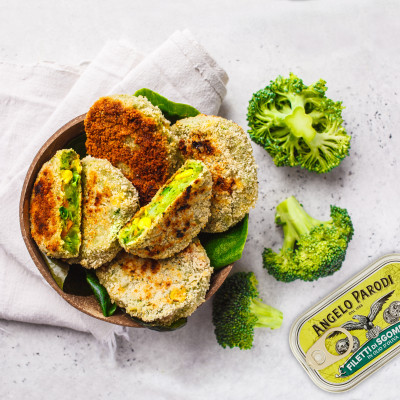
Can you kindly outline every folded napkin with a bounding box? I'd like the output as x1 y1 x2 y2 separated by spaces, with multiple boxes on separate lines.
0 30 228 344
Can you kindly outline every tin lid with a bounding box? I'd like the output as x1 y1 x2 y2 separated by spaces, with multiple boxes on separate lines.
290 254 400 392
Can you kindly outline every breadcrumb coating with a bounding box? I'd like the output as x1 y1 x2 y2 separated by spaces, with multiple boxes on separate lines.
96 239 213 325
172 115 258 232
85 95 180 204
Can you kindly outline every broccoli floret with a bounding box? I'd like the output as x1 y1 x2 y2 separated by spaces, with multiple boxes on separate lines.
247 73 351 173
263 196 354 282
212 272 283 350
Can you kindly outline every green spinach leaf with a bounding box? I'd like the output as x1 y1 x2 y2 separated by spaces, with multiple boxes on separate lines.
42 254 70 290
130 316 187 332
85 270 117 317
199 215 249 269
134 88 200 124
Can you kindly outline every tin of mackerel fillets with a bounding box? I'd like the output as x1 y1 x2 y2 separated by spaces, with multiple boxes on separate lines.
290 254 400 392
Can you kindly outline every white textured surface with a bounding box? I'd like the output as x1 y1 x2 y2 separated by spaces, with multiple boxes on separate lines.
1 0 400 399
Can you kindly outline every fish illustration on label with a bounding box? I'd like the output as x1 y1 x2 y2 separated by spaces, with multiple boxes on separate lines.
329 291 394 341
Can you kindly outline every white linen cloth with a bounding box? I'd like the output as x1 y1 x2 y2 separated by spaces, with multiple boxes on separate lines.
0 30 228 344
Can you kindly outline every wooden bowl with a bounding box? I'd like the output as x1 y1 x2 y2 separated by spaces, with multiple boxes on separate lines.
19 114 233 328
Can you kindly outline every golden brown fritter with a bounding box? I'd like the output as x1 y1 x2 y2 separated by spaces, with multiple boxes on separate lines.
96 239 213 325
30 149 82 258
118 160 212 259
172 115 258 232
30 163 59 254
85 95 180 204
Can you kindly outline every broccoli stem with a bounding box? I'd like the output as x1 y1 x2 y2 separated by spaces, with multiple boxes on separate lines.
250 298 283 329
284 106 316 143
276 196 323 251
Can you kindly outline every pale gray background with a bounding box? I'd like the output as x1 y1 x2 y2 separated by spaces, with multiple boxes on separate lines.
1 0 400 399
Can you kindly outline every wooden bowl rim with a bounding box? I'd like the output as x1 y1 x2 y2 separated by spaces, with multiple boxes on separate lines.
19 114 233 328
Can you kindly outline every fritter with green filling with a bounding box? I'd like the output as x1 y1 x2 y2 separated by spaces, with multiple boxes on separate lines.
30 149 82 258
118 159 212 259
67 156 139 269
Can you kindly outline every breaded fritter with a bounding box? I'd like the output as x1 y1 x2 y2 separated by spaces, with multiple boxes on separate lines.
30 149 82 258
85 95 181 205
172 115 258 232
118 160 212 259
67 156 139 269
96 239 213 325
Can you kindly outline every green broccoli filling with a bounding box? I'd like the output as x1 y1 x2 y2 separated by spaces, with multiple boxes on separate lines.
120 161 203 244
59 151 81 254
